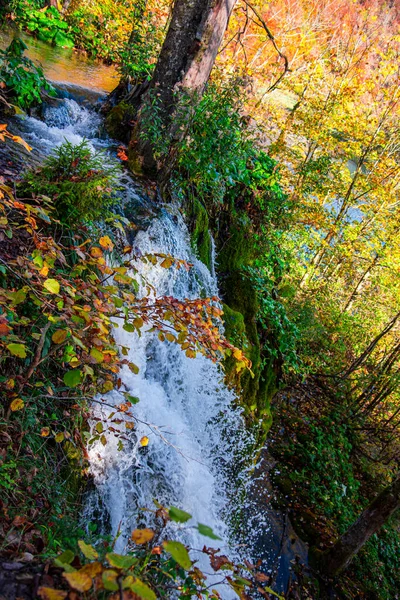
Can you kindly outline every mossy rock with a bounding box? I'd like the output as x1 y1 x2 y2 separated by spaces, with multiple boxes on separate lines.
186 197 212 269
105 101 136 142
217 210 277 442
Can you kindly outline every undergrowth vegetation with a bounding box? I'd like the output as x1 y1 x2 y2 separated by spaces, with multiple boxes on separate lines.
270 387 400 599
0 37 54 110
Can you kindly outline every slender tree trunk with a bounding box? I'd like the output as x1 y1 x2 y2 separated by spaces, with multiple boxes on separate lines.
135 0 236 173
322 473 400 576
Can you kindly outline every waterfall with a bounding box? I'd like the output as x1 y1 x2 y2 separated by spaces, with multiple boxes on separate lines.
12 93 257 595
86 208 253 569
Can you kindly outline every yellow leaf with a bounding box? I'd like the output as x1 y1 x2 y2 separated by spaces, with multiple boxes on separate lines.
41 427 50 437
10 398 24 412
37 587 67 600
131 528 155 545
63 570 92 592
40 264 49 277
140 436 149 447
90 247 103 258
43 279 60 295
52 330 68 344
54 432 64 443
78 540 99 560
79 562 102 578
99 235 114 251
160 257 174 269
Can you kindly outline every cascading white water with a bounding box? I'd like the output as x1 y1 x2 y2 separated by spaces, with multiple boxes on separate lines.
12 94 264 596
86 208 254 568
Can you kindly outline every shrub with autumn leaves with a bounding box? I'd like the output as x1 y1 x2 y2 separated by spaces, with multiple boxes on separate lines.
36 504 281 600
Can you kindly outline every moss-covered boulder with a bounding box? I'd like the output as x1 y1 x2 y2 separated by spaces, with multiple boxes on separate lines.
105 101 136 142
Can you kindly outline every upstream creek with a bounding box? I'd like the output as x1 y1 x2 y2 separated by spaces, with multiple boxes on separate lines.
0 29 308 598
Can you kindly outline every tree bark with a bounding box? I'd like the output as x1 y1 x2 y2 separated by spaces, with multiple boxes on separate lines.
135 0 236 173
322 472 400 576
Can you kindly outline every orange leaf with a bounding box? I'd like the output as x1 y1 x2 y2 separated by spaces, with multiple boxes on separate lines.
131 528 155 545
63 570 92 592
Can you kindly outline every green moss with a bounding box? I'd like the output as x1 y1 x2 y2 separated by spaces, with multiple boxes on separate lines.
105 101 135 142
216 213 275 442
186 197 212 269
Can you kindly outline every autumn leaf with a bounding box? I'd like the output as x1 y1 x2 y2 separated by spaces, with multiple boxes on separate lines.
99 235 114 251
7 343 27 358
63 570 92 592
140 436 149 447
54 432 65 443
90 247 103 258
90 347 104 363
41 427 50 437
160 257 174 269
37 588 67 600
78 540 99 560
129 579 157 600
102 569 119 591
43 279 60 295
52 330 68 344
131 528 155 545
10 398 24 412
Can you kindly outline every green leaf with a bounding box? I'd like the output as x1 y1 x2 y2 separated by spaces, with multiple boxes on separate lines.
90 347 104 363
63 369 82 388
56 549 75 565
43 278 60 294
125 394 140 404
102 569 119 591
169 506 192 524
7 343 27 358
197 523 222 540
9 289 27 305
106 553 137 570
95 422 104 434
129 579 157 600
163 541 192 571
78 540 98 560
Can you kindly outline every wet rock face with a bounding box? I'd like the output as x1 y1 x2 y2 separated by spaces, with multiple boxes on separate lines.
0 561 64 600
243 450 309 596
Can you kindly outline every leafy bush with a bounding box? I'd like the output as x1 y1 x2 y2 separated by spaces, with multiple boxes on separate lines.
0 37 55 110
21 140 119 222
14 4 75 48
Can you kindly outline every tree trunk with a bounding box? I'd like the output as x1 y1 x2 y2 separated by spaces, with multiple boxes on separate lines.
135 0 236 173
322 473 400 576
